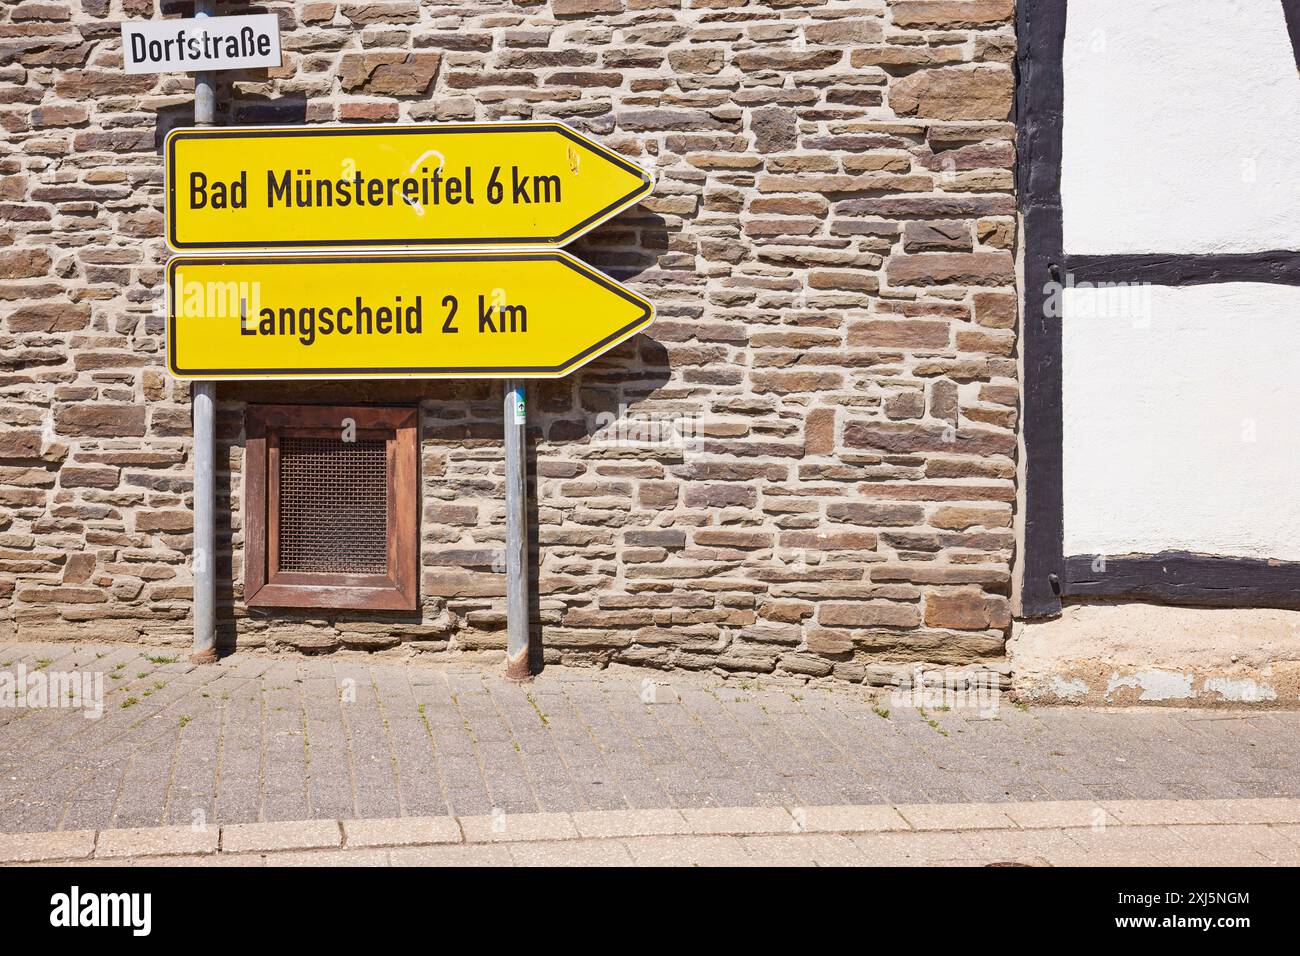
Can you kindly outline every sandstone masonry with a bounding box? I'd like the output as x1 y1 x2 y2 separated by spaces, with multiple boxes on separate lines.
0 0 1018 687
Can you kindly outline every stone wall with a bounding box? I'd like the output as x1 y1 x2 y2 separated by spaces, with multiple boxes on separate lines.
0 0 1019 685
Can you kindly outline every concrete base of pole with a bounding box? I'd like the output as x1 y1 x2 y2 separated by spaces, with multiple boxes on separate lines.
188 648 219 665
505 651 532 683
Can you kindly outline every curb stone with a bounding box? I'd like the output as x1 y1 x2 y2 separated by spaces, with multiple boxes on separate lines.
2 798 1299 864
221 820 343 854
96 825 219 858
0 829 96 864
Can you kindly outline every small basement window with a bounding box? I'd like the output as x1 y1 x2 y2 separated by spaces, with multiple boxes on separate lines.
244 404 419 610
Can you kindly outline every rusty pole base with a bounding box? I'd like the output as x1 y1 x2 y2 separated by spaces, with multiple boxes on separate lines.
188 648 219 665
504 651 532 683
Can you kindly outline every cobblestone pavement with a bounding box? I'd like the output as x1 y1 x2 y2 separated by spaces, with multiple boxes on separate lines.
1 641 1297 835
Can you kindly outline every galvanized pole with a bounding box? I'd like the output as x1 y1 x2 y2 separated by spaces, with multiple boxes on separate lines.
189 0 218 664
503 380 531 681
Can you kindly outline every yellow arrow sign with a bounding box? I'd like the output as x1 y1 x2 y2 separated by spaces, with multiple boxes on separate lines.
165 122 653 251
166 251 653 380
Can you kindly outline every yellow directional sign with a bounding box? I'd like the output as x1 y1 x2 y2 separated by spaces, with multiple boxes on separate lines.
165 122 654 251
166 251 653 380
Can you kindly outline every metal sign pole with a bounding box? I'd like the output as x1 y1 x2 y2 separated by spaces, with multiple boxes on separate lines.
189 0 218 664
503 380 530 681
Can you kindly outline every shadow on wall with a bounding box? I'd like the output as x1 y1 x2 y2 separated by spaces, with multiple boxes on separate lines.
161 97 678 655
153 92 310 150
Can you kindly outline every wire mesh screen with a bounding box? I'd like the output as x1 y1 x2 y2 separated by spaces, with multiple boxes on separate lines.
278 436 389 575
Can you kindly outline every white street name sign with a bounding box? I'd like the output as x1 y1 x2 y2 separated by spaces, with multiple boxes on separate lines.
120 14 282 75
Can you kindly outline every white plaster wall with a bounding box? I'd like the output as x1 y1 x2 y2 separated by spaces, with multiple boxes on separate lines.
1061 0 1300 254
1062 282 1300 559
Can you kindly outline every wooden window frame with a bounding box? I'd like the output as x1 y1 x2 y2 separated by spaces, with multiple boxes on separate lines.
244 404 419 611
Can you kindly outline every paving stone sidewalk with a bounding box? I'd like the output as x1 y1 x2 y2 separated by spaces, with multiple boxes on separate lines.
1 641 1297 835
